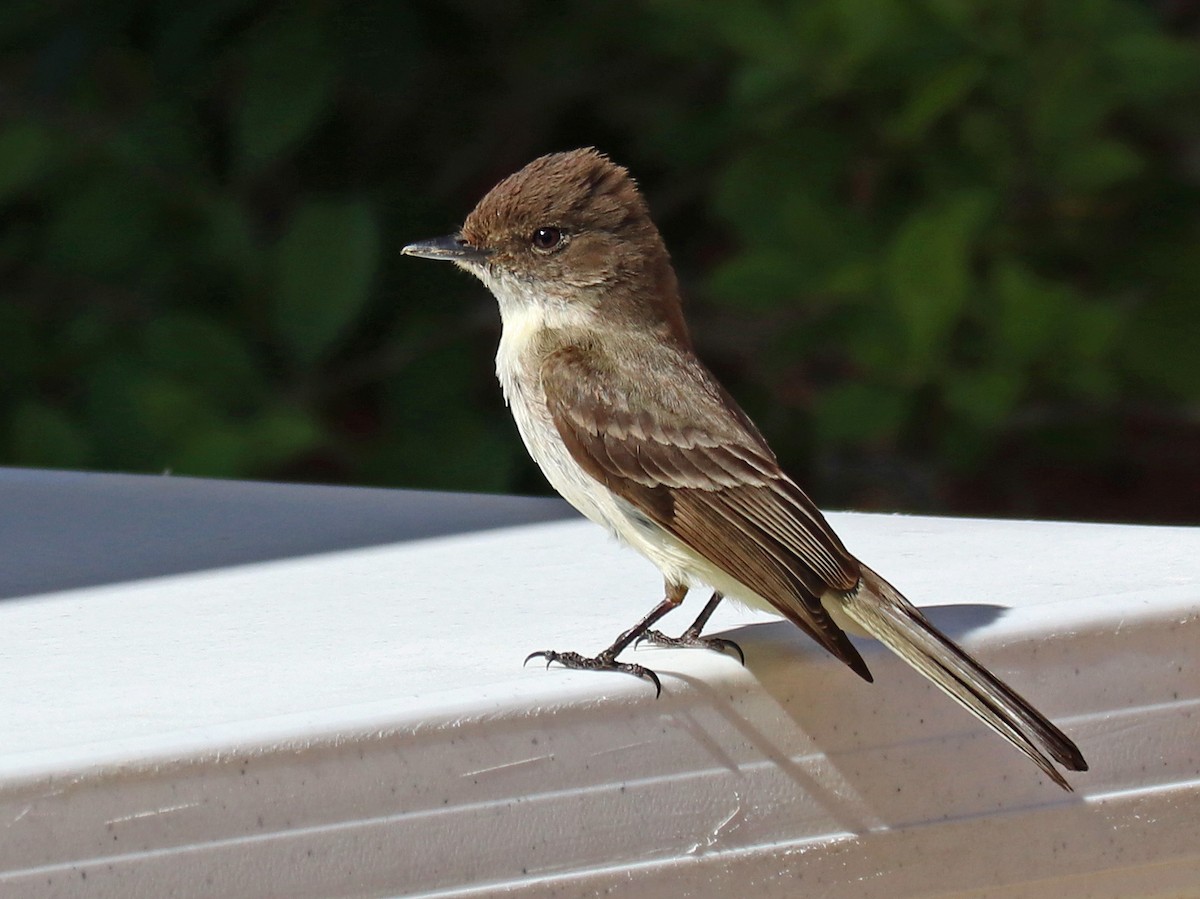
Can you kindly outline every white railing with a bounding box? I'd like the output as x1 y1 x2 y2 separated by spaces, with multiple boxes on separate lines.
1 467 1197 898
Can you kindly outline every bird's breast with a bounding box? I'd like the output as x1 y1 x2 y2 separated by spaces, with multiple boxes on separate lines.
493 312 676 566
495 316 613 530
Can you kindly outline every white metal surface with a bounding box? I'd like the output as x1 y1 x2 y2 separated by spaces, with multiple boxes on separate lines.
1 468 1197 898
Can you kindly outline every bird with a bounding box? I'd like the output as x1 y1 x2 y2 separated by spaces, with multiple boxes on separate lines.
402 147 1088 790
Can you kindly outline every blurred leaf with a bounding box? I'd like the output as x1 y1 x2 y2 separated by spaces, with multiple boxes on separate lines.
200 194 259 279
131 378 222 445
0 123 57 203
778 193 872 289
63 309 117 355
842 302 908 374
1019 32 1168 202
936 418 990 474
375 417 521 493
152 0 261 77
1058 300 1122 397
1056 139 1144 191
921 0 976 30
166 409 320 478
234 11 337 172
272 199 380 364
1068 300 1122 363
1025 419 1118 466
85 357 163 470
713 149 794 245
828 0 911 80
684 1 795 65
1107 33 1200 101
942 367 1023 429
0 217 35 267
1123 292 1200 399
1027 50 1112 158
109 101 205 173
990 262 1068 364
890 59 986 141
9 401 92 469
245 408 322 469
45 174 160 276
0 303 36 385
0 2 57 45
170 428 249 477
708 249 801 310
386 342 480 421
142 313 266 406
712 133 867 294
958 109 1016 176
812 383 910 446
883 190 992 368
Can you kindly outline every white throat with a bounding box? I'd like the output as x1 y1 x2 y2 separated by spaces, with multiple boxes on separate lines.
479 267 595 404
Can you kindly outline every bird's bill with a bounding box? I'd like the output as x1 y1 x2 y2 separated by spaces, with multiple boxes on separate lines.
400 234 491 262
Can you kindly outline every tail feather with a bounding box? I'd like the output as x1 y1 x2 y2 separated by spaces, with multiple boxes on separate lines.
836 566 1088 791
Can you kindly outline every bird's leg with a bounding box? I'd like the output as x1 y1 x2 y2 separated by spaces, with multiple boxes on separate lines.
525 582 688 697
636 591 744 664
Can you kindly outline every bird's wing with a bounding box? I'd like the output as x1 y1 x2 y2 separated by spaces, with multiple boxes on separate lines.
540 343 872 681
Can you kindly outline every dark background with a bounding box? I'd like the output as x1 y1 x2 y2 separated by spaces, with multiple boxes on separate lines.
2 1 1197 524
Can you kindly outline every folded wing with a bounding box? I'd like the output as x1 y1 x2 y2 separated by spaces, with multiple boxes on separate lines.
541 343 872 681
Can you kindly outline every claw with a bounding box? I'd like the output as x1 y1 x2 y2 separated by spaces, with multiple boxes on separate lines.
523 649 663 698
641 666 663 699
709 637 746 666
636 629 746 666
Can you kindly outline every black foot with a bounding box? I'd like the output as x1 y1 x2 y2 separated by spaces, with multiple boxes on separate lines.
635 630 745 665
525 650 663 698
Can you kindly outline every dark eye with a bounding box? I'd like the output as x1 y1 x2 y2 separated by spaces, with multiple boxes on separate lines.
531 227 565 252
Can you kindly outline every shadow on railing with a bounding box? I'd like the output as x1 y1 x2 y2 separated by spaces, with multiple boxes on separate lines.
0 468 571 599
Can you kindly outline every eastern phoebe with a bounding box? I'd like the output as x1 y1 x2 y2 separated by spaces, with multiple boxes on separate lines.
403 148 1087 790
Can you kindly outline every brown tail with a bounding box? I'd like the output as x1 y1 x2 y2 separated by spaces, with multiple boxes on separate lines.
834 565 1088 790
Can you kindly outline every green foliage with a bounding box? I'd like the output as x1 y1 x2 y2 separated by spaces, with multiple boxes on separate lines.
0 0 1196 519
235 9 339 173
647 0 1200 514
0 123 57 202
884 190 993 371
273 200 380 364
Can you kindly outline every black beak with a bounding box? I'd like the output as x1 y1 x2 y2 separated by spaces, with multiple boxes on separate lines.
401 234 491 262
